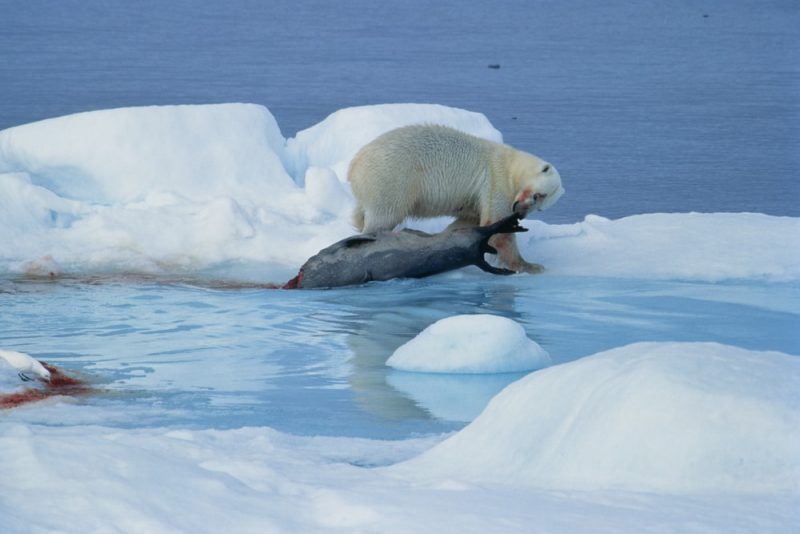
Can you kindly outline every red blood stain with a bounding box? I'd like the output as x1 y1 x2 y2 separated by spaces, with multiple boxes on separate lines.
281 270 303 289
0 361 95 409
253 271 303 290
492 233 512 248
0 389 48 409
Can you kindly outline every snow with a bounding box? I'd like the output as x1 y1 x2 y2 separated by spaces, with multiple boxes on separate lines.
1 103 797 282
1 343 797 532
525 213 800 282
399 342 800 495
387 314 551 373
0 104 292 204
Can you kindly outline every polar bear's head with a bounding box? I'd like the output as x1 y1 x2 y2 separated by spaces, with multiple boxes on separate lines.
507 150 565 217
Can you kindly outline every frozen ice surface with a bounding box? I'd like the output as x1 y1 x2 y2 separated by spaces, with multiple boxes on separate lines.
387 314 551 373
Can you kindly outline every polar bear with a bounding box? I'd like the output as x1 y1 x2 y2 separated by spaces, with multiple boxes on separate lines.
348 124 564 273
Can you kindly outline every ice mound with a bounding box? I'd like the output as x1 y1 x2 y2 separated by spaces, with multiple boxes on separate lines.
285 103 502 184
0 103 505 279
0 104 346 279
398 342 800 494
386 314 551 374
526 213 800 281
0 103 292 204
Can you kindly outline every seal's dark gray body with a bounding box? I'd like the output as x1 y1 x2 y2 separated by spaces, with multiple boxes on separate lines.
286 213 526 289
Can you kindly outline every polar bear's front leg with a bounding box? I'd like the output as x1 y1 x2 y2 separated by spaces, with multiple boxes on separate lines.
481 194 543 273
487 233 544 274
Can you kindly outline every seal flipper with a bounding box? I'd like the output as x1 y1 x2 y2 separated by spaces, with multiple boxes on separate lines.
479 212 528 237
478 212 525 258
475 256 515 275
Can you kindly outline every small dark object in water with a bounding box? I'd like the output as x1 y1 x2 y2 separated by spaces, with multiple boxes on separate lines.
284 213 528 289
488 64 501 69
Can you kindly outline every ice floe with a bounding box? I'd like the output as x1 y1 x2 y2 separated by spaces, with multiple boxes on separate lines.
387 314 551 374
1 103 797 282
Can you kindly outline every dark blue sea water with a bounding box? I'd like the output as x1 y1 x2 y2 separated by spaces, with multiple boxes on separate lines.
1 0 798 222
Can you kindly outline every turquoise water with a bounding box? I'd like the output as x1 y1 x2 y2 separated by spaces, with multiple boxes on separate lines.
2 275 797 438
1 0 797 439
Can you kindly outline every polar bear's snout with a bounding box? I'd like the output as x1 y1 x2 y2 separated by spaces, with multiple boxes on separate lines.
512 191 543 216
512 194 535 216
534 186 564 212
512 169 565 216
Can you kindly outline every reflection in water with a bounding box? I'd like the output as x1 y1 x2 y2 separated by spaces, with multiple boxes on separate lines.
386 371 526 422
311 276 526 422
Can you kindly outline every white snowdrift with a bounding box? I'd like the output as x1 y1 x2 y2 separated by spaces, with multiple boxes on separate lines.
0 103 293 204
1 422 793 533
398 342 800 495
526 213 800 282
285 103 502 183
387 314 551 374
1 103 798 282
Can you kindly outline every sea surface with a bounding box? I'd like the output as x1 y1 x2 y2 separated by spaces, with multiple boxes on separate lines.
1 0 798 222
